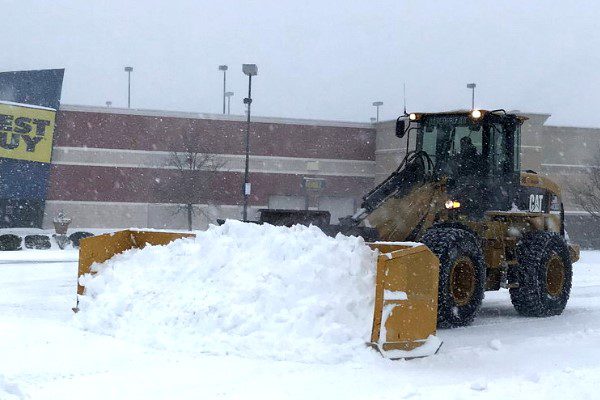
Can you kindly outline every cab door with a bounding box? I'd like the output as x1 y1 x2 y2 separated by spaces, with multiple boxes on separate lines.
487 120 522 212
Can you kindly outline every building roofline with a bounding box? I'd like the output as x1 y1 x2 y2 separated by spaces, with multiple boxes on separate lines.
544 123 600 131
375 111 553 125
58 104 375 130
507 111 552 118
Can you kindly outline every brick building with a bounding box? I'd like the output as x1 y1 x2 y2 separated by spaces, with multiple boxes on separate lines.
43 105 376 229
42 105 600 247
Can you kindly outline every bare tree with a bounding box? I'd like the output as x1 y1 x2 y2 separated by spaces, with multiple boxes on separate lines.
161 133 226 230
568 152 600 220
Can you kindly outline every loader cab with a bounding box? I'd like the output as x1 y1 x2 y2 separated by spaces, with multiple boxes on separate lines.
409 111 523 217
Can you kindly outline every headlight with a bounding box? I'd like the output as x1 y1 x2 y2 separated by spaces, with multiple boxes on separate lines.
445 200 461 209
409 113 417 121
471 109 482 119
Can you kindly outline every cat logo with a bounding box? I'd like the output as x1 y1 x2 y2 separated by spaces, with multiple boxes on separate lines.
0 101 56 163
529 194 544 213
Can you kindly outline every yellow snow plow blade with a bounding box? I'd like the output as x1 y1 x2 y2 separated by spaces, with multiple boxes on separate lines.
368 243 441 358
76 230 194 297
76 231 441 358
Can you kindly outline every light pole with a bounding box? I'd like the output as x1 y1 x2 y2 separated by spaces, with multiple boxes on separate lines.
124 66 133 108
242 64 258 221
219 65 228 114
372 101 383 122
467 83 476 110
225 91 234 115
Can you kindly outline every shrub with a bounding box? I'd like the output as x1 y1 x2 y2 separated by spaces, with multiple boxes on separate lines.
0 234 22 251
69 231 94 248
24 235 51 250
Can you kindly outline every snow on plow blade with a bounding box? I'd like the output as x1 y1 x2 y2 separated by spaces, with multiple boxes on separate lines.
76 230 441 358
368 243 441 359
76 230 194 299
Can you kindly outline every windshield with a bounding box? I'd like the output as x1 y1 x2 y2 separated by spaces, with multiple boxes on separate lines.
416 114 522 178
418 115 485 177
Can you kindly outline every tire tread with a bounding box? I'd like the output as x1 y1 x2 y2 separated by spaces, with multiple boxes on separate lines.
510 231 572 317
421 227 486 328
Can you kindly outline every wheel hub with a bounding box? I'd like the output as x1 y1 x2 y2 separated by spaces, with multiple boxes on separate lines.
450 256 476 306
546 253 565 297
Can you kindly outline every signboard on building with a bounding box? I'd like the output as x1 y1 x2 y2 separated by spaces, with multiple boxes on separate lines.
303 177 326 191
0 69 64 228
0 101 56 163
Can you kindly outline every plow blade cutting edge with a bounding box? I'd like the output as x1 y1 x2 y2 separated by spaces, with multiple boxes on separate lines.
76 231 442 358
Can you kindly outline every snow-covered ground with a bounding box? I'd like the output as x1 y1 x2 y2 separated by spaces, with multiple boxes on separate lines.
0 224 599 399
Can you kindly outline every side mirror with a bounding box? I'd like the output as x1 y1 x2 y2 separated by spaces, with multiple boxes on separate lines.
395 118 406 138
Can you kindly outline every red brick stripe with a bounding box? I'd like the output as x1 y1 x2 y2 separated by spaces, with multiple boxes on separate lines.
47 164 375 205
54 111 376 161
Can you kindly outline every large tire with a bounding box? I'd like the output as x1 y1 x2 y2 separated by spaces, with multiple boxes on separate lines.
421 227 486 328
509 231 572 317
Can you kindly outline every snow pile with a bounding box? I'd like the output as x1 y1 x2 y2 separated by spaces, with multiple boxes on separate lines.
0 375 25 400
75 220 377 363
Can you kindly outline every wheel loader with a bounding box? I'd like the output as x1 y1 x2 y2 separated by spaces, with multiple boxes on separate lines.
334 109 580 328
75 109 579 358
256 109 579 328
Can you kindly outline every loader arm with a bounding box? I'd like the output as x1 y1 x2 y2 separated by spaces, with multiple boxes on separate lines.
343 150 434 227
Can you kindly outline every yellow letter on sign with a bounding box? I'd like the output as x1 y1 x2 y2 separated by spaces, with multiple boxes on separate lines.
0 101 56 163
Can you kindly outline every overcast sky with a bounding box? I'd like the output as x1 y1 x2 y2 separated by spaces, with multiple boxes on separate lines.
5 1 600 126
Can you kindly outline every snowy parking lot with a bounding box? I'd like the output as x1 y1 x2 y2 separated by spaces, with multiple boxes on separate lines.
0 245 599 399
